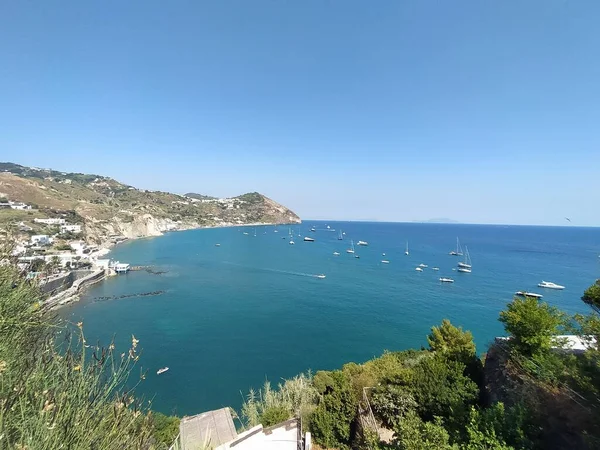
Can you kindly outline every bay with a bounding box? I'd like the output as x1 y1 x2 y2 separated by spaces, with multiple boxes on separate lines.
60 221 600 416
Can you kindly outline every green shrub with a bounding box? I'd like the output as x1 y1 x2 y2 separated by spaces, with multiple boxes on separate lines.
150 412 180 448
370 385 417 428
428 319 477 366
393 411 454 450
261 405 291 427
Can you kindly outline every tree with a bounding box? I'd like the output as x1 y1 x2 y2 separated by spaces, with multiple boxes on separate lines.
47 255 62 273
371 384 418 428
582 282 600 312
499 296 565 356
427 319 477 365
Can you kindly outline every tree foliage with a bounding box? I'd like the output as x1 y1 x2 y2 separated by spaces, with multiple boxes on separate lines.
427 319 477 366
392 411 455 450
499 296 565 356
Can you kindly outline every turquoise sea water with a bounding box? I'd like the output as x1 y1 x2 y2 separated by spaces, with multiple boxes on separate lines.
60 221 600 417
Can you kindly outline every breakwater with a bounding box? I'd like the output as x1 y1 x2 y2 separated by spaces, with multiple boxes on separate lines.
44 269 106 309
91 290 165 302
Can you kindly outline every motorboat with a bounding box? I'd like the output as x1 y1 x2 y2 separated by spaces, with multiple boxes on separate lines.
515 291 543 299
415 267 423 272
537 281 565 290
303 237 315 242
215 243 221 247
333 251 340 256
310 227 316 232
243 232 249 235
157 367 169 375
457 267 472 273
419 263 428 268
289 239 294 245
381 260 390 264
405 241 409 256
338 230 343 240
357 240 368 246
440 278 454 283
316 274 326 279
432 267 439 271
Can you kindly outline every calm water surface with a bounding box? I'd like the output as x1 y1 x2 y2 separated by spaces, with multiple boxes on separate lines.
60 222 600 416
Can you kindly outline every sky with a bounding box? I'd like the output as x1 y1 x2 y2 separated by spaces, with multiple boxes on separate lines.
1 1 599 226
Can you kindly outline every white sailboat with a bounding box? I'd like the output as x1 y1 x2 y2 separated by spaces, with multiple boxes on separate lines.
457 246 472 273
347 240 355 254
405 241 409 256
449 237 463 256
338 230 343 240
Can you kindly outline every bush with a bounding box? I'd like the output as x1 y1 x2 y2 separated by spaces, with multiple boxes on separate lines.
582 283 600 309
261 405 291 427
499 296 565 356
150 412 180 448
309 371 357 449
371 384 418 428
392 411 454 450
427 319 477 366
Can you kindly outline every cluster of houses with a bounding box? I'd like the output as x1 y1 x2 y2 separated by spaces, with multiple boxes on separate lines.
33 217 82 234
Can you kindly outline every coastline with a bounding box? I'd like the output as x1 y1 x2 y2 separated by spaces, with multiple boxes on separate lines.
54 220 300 310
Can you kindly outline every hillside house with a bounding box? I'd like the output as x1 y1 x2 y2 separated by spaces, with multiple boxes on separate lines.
34 218 66 225
31 235 52 246
60 224 82 234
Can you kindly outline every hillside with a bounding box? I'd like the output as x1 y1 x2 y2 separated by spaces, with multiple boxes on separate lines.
0 162 300 245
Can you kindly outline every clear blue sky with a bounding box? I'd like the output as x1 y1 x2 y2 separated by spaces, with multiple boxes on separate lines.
1 1 599 226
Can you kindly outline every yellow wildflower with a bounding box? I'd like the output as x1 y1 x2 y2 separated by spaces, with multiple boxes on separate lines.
73 365 81 372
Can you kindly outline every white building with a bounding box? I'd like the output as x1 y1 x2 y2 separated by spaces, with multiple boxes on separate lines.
31 235 52 246
34 218 66 225
60 224 82 234
10 202 31 210
69 241 87 254
93 259 110 270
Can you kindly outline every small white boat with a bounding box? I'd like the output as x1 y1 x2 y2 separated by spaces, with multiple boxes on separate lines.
316 274 326 279
243 232 249 235
289 239 295 245
215 243 221 247
381 260 390 264
382 253 386 256
303 237 315 242
310 227 316 232
457 267 472 273
326 225 331 229
405 241 409 256
357 240 368 246
354 255 360 259
515 291 543 299
333 251 340 256
347 240 355 254
338 230 343 240
440 277 454 283
537 281 565 290
449 237 464 256
419 263 428 268
432 267 439 271
415 267 423 272
157 367 169 375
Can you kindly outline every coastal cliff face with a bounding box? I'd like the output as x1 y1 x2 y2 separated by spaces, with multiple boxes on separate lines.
0 162 300 245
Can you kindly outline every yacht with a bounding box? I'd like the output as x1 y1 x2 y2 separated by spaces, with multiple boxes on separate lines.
357 240 368 246
316 274 326 279
289 239 295 245
157 367 169 375
405 241 409 256
515 291 543 299
432 267 439 271
215 243 221 247
333 251 340 256
419 263 428 268
243 232 249 235
303 236 315 242
440 277 454 283
538 281 565 290
381 260 390 264
310 227 316 232
415 267 423 272
457 267 472 273
347 240 355 254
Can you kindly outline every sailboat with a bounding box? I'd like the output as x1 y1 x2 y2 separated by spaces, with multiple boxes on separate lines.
346 240 355 254
449 237 463 256
405 241 409 256
338 230 343 240
254 227 257 237
457 246 472 273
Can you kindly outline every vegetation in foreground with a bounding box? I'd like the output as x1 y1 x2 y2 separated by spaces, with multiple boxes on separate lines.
242 284 600 450
0 263 180 449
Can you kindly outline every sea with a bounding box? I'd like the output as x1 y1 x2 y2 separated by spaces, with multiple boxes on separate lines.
59 221 600 417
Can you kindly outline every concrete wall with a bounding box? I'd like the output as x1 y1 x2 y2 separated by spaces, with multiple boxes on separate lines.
40 270 93 295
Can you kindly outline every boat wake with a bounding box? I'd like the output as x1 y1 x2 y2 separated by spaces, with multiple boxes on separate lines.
221 261 321 279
